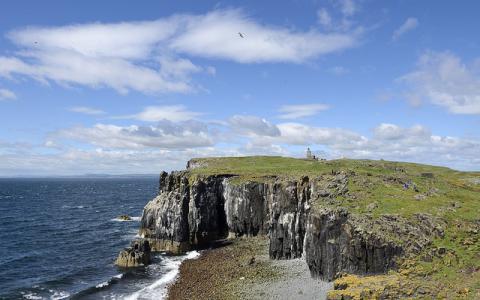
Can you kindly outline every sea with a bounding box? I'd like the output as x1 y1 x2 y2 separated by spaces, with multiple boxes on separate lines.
0 177 199 300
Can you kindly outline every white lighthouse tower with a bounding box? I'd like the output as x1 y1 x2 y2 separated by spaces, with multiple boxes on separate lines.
306 147 312 159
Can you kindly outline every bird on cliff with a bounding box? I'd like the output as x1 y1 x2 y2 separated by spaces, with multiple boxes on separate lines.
238 32 245 38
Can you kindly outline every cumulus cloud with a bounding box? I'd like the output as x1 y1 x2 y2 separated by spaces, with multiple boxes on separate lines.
119 105 202 122
244 121 480 170
399 51 480 114
357 123 480 170
0 9 360 95
279 123 362 146
392 17 418 41
54 120 214 149
373 123 430 140
277 104 330 119
69 106 105 115
2 117 480 174
229 115 280 137
0 88 16 101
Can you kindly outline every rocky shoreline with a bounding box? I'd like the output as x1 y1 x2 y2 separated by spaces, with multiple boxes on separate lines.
167 236 332 300
116 157 480 299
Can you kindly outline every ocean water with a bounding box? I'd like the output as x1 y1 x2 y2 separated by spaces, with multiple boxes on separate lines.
0 178 198 300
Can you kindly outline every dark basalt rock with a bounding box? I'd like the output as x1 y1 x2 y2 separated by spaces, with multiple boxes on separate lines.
115 240 151 267
139 172 191 253
268 178 310 259
188 175 229 246
304 208 402 280
117 215 132 221
223 181 268 237
140 172 231 252
304 208 445 280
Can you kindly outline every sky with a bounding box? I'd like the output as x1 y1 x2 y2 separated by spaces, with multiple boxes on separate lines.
0 0 480 176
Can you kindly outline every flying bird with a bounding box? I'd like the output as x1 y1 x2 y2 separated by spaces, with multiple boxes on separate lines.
238 32 245 38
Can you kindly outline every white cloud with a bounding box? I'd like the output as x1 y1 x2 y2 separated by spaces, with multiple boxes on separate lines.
317 9 332 27
392 17 418 41
119 105 202 122
0 88 16 100
69 106 105 115
0 52 192 95
339 0 356 17
2 118 480 174
229 115 280 137
170 9 358 63
242 121 480 170
0 147 239 176
0 9 360 95
316 1 360 33
373 123 430 140
356 123 480 170
55 121 214 149
278 104 330 119
399 51 480 114
157 55 202 79
274 123 364 147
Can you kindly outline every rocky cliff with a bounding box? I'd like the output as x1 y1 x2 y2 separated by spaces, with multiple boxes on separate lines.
136 161 445 281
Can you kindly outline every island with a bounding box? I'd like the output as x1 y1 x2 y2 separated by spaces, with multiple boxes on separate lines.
118 156 480 299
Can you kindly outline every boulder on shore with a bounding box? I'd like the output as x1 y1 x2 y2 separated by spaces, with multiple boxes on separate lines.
115 240 151 267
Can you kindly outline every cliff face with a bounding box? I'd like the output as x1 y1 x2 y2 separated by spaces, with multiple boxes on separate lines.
223 181 268 236
139 171 229 252
139 172 311 259
304 208 402 281
137 168 445 281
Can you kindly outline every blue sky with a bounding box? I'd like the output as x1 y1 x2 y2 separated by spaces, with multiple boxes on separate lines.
1 0 479 175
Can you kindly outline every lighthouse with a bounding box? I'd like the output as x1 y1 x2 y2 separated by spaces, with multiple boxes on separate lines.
306 147 312 159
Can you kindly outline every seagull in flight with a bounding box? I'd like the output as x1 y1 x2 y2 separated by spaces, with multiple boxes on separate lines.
238 32 245 38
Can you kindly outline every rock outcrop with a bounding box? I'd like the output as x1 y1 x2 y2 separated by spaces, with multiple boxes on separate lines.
139 171 314 259
139 172 230 253
304 208 401 280
115 240 151 267
304 208 445 280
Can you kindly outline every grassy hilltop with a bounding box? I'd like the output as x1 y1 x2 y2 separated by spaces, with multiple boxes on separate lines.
189 156 479 217
186 156 480 298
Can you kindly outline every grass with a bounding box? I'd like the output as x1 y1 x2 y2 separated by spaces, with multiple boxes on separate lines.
190 156 463 178
190 156 479 216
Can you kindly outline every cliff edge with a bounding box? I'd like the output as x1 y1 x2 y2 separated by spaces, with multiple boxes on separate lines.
135 156 480 299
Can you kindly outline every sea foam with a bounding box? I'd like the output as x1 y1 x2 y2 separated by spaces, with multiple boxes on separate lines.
125 251 200 300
